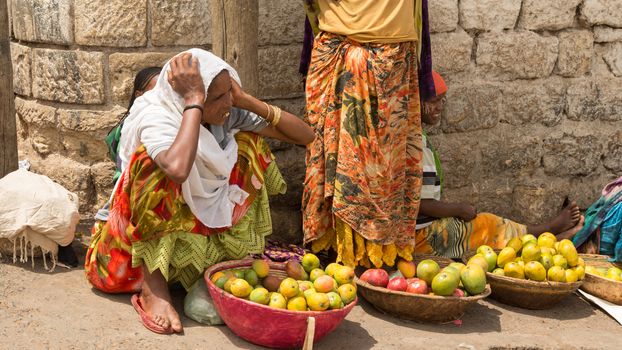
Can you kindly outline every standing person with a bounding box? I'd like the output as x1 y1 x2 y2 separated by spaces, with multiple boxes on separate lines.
85 49 315 334
301 0 436 268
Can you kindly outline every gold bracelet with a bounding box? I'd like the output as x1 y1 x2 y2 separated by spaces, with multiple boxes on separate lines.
262 101 273 123
271 105 282 127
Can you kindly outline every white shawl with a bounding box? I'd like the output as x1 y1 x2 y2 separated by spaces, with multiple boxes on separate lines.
118 48 247 228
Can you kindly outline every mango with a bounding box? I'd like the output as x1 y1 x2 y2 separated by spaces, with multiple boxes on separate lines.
477 245 494 255
306 292 330 311
310 268 326 282
481 250 498 272
584 265 599 276
325 263 341 277
252 259 270 278
547 266 566 282
262 275 283 292
244 269 259 287
268 292 287 309
337 283 357 304
416 259 440 285
333 265 355 285
497 247 516 268
506 237 523 255
210 271 226 284
492 268 505 276
287 296 307 311
303 288 317 299
524 261 546 281
572 266 586 281
279 277 300 298
521 234 538 246
431 271 460 296
301 253 321 273
537 232 557 249
448 262 466 272
540 253 553 270
397 259 417 279
552 254 568 269
577 257 586 268
214 275 232 290
314 275 336 293
467 254 490 274
326 291 343 309
249 287 270 305
565 269 579 283
285 260 309 281
521 243 541 263
230 279 253 298
558 239 579 267
504 262 525 279
224 276 237 293
460 264 487 295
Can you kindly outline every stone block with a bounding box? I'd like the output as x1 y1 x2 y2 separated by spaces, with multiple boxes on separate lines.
109 52 175 105
428 133 478 189
14 98 61 157
440 83 500 133
518 0 582 31
459 0 522 31
604 131 622 172
29 155 93 212
429 0 458 33
74 0 147 47
58 107 126 164
258 44 304 99
603 42 622 77
151 0 211 46
566 80 622 121
11 43 31 96
259 0 305 45
481 132 543 175
543 134 602 176
511 184 565 226
430 30 472 74
556 30 593 77
32 49 104 104
90 161 116 209
441 179 515 220
476 32 558 80
11 0 72 44
500 79 565 126
594 26 622 42
581 0 622 27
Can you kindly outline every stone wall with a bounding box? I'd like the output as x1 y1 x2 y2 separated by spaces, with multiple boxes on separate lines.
8 1 622 243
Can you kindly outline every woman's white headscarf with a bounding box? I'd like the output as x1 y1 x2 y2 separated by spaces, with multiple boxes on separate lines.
118 48 247 228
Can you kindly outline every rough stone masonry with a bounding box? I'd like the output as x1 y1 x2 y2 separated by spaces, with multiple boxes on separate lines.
8 0 622 244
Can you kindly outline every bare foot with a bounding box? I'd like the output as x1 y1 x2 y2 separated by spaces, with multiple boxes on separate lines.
139 266 183 333
537 201 581 235
556 215 585 241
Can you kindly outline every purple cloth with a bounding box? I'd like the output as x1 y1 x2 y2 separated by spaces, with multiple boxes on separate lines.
299 0 436 101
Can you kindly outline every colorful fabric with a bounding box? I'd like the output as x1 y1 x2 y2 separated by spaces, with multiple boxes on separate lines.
105 120 124 183
573 176 622 262
302 32 423 247
416 132 442 230
313 213 527 268
251 239 309 263
85 132 286 292
300 0 435 101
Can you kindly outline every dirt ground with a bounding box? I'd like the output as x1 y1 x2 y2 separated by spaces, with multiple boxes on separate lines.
1 244 621 350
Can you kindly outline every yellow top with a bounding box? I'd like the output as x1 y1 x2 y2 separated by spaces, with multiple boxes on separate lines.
317 0 417 43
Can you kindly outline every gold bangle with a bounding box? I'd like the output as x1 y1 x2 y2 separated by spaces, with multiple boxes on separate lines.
262 102 273 123
271 105 282 126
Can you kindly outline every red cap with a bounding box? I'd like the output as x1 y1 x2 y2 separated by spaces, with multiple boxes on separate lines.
432 70 447 96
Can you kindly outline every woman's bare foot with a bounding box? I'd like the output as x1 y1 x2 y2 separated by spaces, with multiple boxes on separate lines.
139 266 183 333
528 201 581 235
556 215 585 241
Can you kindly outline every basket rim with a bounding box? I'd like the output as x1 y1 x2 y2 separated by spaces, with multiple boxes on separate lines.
205 259 358 316
354 276 491 301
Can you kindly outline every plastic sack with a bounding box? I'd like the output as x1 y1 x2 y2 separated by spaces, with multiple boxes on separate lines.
183 278 224 325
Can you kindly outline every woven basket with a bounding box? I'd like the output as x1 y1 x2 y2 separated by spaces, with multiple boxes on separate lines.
579 254 622 305
355 255 491 323
204 259 357 349
464 250 582 310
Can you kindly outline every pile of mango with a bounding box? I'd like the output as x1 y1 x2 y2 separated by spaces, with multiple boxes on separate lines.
585 266 622 282
210 253 357 311
470 233 585 283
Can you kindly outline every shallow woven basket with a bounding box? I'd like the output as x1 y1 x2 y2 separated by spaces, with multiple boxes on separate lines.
205 259 357 349
355 254 491 323
463 250 582 310
579 254 622 305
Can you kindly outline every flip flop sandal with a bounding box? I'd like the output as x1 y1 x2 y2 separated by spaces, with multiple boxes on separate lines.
131 294 173 335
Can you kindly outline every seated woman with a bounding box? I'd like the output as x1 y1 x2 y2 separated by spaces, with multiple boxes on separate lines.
315 71 584 268
85 49 315 334
572 176 622 262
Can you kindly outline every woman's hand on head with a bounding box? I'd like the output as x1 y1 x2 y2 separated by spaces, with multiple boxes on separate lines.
230 78 251 110
168 53 205 105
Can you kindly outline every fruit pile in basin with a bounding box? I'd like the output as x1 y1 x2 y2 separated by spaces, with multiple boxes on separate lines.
354 255 491 323
204 254 358 349
465 233 584 310
579 254 622 305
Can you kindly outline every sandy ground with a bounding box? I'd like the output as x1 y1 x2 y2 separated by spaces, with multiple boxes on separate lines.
1 245 621 350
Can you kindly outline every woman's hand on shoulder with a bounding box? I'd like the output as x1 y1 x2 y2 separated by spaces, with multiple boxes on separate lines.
168 52 205 105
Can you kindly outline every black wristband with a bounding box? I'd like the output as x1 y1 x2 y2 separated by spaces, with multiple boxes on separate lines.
183 104 204 115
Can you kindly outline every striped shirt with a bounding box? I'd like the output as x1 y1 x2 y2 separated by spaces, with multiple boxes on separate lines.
416 133 441 230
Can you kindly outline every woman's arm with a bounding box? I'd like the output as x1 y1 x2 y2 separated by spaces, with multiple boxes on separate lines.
153 53 206 184
420 199 477 222
230 81 315 146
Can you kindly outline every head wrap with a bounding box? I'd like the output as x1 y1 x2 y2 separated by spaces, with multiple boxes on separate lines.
118 48 247 228
432 70 447 96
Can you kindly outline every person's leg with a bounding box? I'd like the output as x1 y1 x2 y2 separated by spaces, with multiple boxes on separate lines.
139 266 183 333
526 201 581 237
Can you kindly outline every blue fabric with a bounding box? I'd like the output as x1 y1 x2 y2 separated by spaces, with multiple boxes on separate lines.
599 201 622 261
